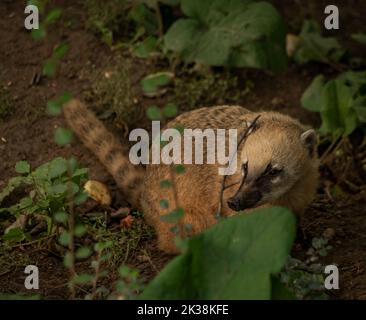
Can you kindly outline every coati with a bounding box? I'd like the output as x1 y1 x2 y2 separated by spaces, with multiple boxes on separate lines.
63 100 319 254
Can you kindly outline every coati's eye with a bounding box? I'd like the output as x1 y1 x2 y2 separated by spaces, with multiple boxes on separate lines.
264 164 282 177
268 168 282 177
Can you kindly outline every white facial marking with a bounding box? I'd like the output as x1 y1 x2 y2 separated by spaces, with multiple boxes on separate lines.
271 176 281 184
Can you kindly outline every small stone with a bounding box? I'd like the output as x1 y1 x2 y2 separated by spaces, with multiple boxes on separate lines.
309 256 319 262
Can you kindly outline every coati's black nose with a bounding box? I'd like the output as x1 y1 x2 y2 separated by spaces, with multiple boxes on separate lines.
227 197 241 211
227 191 262 212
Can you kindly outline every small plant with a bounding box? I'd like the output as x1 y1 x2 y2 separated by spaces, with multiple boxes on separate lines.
301 71 366 139
43 43 69 78
164 0 288 71
85 0 160 47
292 20 345 66
279 257 327 300
0 157 89 243
27 0 63 40
279 237 333 300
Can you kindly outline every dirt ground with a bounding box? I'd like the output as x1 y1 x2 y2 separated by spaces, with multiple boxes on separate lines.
0 0 366 299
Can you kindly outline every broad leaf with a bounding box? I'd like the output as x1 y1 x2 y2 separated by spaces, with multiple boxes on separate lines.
294 20 345 65
141 206 296 299
301 71 366 138
164 0 287 71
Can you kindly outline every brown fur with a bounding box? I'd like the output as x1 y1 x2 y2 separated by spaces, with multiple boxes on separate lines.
63 100 319 254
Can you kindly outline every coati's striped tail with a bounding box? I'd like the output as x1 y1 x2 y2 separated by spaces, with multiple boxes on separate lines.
63 99 144 208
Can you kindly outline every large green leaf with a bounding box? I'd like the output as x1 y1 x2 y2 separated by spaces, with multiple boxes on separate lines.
141 206 296 299
164 0 287 71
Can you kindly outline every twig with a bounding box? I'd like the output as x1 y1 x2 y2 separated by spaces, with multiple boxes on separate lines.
217 115 261 217
320 135 343 163
142 249 158 273
91 250 102 300
10 234 56 249
67 162 76 300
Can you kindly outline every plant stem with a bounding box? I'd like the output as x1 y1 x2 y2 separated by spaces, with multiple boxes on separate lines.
67 162 76 299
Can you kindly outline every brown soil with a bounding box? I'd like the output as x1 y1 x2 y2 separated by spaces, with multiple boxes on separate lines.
0 0 366 299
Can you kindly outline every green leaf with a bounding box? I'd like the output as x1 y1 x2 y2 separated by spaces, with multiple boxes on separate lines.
31 26 46 40
301 75 325 112
294 20 345 65
19 197 33 209
44 8 62 25
162 103 178 118
129 3 158 35
74 224 87 237
59 232 71 246
74 273 94 284
319 75 359 137
53 43 69 60
49 157 68 178
302 71 366 137
72 168 89 178
141 206 296 299
49 183 68 195
54 211 68 224
75 247 92 259
133 36 158 58
164 0 287 71
15 161 30 174
160 207 184 223
118 265 135 278
94 241 113 252
47 92 73 116
3 228 26 243
54 128 73 146
146 106 162 120
43 58 57 77
74 191 89 205
141 72 174 93
63 251 73 268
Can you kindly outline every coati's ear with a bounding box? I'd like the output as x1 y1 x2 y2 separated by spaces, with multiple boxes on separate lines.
301 129 317 157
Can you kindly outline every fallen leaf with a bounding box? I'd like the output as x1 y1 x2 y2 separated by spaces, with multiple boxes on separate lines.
84 180 112 206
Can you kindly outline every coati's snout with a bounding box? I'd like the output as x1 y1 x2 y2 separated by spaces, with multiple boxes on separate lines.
227 189 262 211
